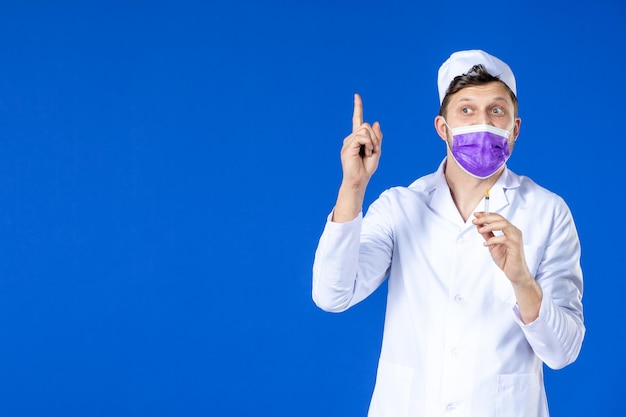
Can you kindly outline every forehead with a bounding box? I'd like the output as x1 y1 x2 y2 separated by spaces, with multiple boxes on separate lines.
448 82 514 107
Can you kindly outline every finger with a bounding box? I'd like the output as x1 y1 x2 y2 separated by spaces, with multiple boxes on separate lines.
353 133 375 156
346 123 380 157
483 234 508 248
475 224 494 242
372 121 383 151
353 122 375 137
345 131 376 157
343 123 374 145
352 93 363 133
474 211 497 220
476 222 509 238
372 121 383 139
473 212 502 227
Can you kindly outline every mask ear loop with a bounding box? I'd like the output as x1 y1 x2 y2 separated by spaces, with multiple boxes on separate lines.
441 118 454 148
442 118 453 138
439 118 456 169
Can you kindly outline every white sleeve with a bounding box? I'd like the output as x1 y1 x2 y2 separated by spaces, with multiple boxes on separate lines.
513 198 585 369
312 195 394 312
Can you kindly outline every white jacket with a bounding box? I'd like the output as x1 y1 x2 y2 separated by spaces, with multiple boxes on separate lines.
313 161 584 417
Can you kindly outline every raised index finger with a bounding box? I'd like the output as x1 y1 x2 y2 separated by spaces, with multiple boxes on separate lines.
352 93 363 132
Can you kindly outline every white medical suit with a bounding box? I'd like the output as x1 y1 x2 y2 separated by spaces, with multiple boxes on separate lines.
312 160 585 417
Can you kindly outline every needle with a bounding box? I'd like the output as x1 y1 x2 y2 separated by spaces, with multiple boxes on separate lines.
484 188 490 216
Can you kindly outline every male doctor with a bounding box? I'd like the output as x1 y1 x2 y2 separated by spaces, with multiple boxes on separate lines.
312 50 584 416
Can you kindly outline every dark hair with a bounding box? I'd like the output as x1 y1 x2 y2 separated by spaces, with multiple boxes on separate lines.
439 64 518 117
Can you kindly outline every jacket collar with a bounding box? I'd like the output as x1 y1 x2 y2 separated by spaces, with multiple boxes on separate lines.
426 158 521 225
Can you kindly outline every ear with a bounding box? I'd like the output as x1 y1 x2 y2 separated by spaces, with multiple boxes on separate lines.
434 115 448 142
512 117 522 141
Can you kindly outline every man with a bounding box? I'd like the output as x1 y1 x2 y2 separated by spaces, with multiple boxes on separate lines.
312 50 584 417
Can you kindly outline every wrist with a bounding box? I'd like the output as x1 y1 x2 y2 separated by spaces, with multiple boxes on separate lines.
333 183 366 223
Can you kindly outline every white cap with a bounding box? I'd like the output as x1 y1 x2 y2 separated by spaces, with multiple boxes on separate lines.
437 50 516 104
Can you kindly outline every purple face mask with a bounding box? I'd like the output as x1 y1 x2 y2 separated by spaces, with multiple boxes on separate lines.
445 122 512 179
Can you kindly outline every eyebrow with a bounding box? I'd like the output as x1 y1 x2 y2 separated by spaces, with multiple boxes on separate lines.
454 96 511 106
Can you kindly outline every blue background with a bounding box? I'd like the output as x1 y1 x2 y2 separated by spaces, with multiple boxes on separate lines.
0 1 623 415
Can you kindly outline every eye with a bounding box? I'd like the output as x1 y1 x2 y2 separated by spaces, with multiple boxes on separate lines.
492 107 504 115
461 107 471 114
